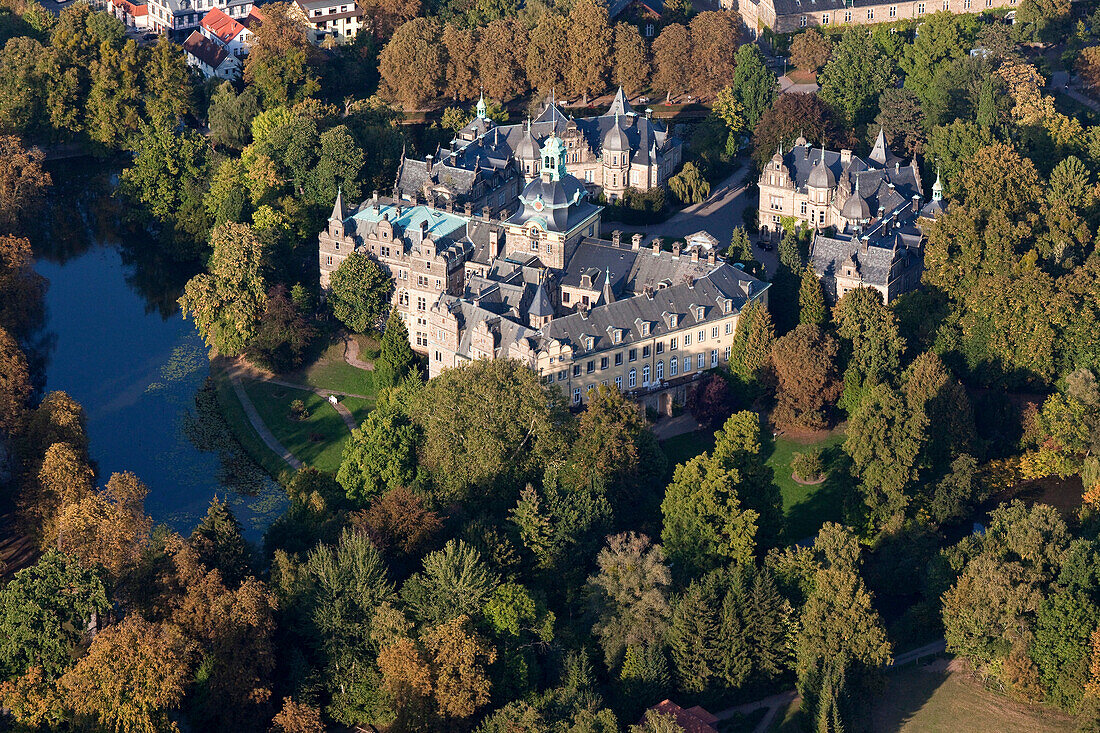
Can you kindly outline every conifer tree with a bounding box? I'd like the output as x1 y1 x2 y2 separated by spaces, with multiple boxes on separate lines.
619 644 669 711
716 571 753 687
190 497 253 587
778 230 803 273
667 578 720 693
730 300 776 383
729 226 754 263
375 310 416 391
744 569 788 679
799 265 827 326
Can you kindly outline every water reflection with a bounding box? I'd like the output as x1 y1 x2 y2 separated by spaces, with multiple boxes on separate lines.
33 163 285 538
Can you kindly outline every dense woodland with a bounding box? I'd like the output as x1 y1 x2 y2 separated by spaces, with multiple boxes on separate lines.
0 0 1099 730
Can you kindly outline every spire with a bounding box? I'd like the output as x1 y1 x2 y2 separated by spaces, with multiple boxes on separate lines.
329 186 345 222
476 90 487 119
869 127 890 166
932 167 943 201
607 86 633 117
602 267 615 304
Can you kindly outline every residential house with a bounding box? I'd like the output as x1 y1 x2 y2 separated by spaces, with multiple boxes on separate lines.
107 0 152 29
288 0 363 44
641 701 720 733
145 0 252 39
199 6 260 58
182 30 241 79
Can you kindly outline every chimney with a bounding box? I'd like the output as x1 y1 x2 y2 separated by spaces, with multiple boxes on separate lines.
840 149 852 165
612 230 622 246
688 277 695 289
652 238 662 257
426 154 433 174
691 248 699 263
895 161 900 174
372 191 379 210
632 233 643 250
707 249 716 265
465 202 473 216
483 206 492 220
672 241 681 258
488 225 501 260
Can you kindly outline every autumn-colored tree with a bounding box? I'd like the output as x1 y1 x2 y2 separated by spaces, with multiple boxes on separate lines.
59 616 195 733
21 391 88 461
0 136 49 234
442 24 479 101
790 29 832 72
478 19 529 102
354 486 442 558
179 222 269 356
378 635 434 727
729 299 775 382
770 324 842 430
612 23 651 97
0 326 30 437
55 471 152 580
271 697 325 733
243 2 319 108
22 441 95 546
358 0 421 39
566 0 612 101
751 92 836 169
1078 46 1100 91
688 11 740 98
652 23 690 99
525 12 570 94
423 615 497 720
380 18 445 109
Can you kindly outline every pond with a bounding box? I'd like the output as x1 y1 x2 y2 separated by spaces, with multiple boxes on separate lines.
32 163 285 539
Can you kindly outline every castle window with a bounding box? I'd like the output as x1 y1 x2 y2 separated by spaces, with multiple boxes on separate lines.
573 364 581 377
669 357 678 376
801 201 807 215
844 9 850 20
799 15 807 25
698 329 705 342
587 360 595 374
600 357 608 370
585 336 594 350
629 348 637 362
558 370 567 381
656 361 664 380
683 356 691 372
642 364 650 385
629 368 637 388
711 326 719 338
615 375 623 389
656 342 664 355
821 12 829 23
573 387 581 403
711 349 719 367
615 352 623 366
326 255 333 266
563 292 570 303
613 330 622 344
889 5 896 15
696 306 705 320
683 334 691 346
671 336 679 350
669 314 677 328
867 7 874 17
644 22 653 36
334 242 339 250
724 346 731 361
698 353 706 369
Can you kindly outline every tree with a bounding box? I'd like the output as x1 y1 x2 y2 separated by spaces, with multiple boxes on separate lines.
1078 46 1100 91
1015 0 1070 43
711 411 783 545
790 29 832 72
358 0 421 39
327 252 391 334
832 286 905 411
307 125 365 207
799 266 826 326
925 120 994 194
208 83 260 150
0 326 31 437
652 24 690 99
901 351 977 481
243 2 319 108
770 324 842 430
689 11 740 98
845 383 928 529
142 36 192 124
668 161 709 204
613 23 651 96
571 384 647 493
179 222 268 356
247 284 316 373
0 38 46 137
337 399 420 506
525 13 570 94
442 24 479 101
729 226 753 263
410 358 567 501
272 697 325 733
818 28 896 126
84 39 143 149
190 497 253 587
478 19 528 102
55 471 152 580
586 532 671 671
566 0 612 100
23 441 96 546
355 486 442 559
874 88 925 157
58 616 194 733
402 539 499 624
778 230 803 273
729 299 775 382
752 92 835 169
729 43 776 129
899 11 970 106
422 615 497 721
0 551 109 681
375 310 416 391
0 136 49 234
380 18 444 109
661 453 759 577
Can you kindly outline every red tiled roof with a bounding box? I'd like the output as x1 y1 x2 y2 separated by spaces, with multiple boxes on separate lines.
239 5 264 29
132 4 148 15
113 0 147 15
646 700 720 733
200 7 245 43
183 30 229 69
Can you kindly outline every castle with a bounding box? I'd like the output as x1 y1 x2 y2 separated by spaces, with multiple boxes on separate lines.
320 133 765 413
394 89 683 216
756 130 944 303
733 0 1022 35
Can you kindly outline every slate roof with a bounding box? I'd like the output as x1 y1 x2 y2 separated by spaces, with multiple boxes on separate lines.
508 175 599 233
542 263 766 355
342 200 482 265
560 238 715 296
810 221 923 291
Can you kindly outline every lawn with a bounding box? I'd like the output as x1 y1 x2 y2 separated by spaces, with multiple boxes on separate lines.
242 380 352 474
213 373 290 479
766 430 849 544
339 395 375 428
286 341 377 396
863 660 1075 733
658 426 848 545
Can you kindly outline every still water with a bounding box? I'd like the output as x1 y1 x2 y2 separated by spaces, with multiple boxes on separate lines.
32 164 284 538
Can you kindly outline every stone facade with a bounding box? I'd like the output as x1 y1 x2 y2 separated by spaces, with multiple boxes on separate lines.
735 0 1021 34
396 89 682 214
288 0 363 44
320 136 766 407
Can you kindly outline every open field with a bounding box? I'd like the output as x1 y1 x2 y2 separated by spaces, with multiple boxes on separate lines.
242 381 351 474
284 341 378 395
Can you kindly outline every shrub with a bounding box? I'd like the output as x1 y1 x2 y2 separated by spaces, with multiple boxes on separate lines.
290 399 309 420
791 448 824 481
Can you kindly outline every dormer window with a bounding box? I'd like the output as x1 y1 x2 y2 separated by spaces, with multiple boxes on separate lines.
696 306 704 320
669 314 678 328
585 336 594 350
613 330 622 344
641 322 650 336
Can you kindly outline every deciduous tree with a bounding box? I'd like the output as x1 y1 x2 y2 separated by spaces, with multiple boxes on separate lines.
566 0 612 101
790 29 832 72
55 471 152 580
525 12 570 94
0 326 31 437
243 2 319 108
478 19 528 102
770 324 842 429
728 42 776 128
818 28 896 126
652 23 690 99
752 92 836 169
613 23 651 96
338 398 420 506
379 18 445 109
442 24 479 101
689 11 740 98
327 251 391 334
0 136 49 234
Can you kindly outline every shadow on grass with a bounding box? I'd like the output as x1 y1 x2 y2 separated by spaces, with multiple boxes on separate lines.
780 444 854 545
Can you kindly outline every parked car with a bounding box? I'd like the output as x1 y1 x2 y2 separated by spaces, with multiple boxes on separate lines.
143 33 158 40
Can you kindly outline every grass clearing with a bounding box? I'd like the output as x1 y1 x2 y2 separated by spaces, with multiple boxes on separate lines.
766 431 849 544
339 395 374 428
213 372 290 479
242 380 351 473
286 341 377 396
864 660 1075 733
